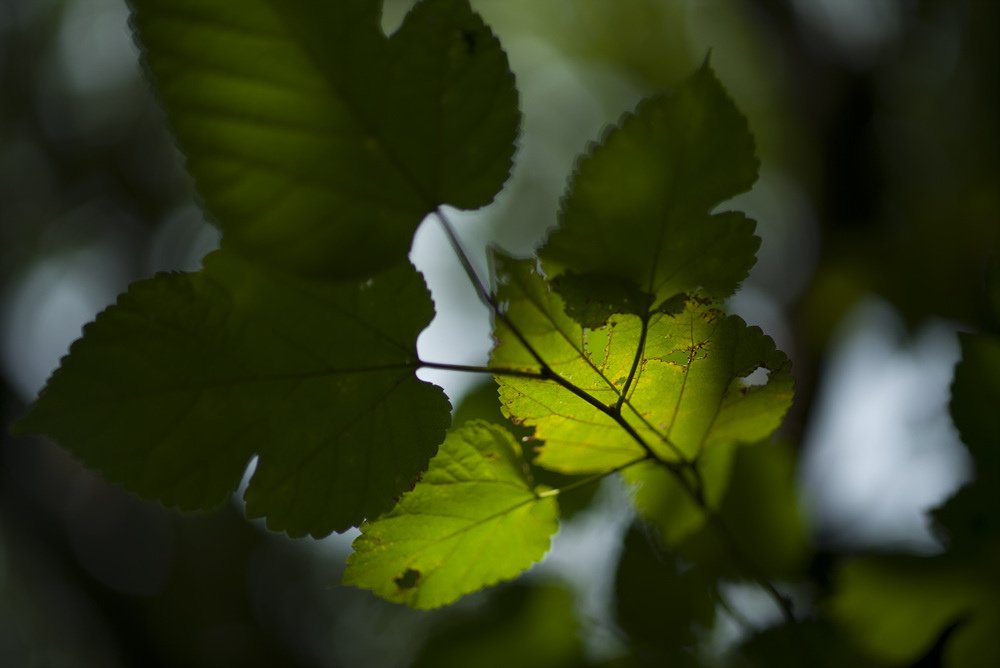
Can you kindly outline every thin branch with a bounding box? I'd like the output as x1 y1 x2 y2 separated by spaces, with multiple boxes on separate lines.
433 208 793 623
418 360 546 379
433 208 665 464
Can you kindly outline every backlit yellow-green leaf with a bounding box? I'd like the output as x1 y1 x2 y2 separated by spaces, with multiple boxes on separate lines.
342 421 558 609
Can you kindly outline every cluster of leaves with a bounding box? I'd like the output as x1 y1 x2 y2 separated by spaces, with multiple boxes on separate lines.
13 0 999 665
18 0 793 607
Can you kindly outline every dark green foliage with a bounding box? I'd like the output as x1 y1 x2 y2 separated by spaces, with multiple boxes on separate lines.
412 584 589 668
615 526 716 665
9 1 999 665
129 0 518 278
541 62 760 313
17 251 450 536
16 0 794 619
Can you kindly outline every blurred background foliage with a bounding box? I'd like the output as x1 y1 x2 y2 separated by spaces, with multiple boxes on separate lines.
1 0 997 665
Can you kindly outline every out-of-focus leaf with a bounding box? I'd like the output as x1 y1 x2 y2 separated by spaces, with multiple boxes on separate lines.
622 442 736 547
130 0 518 278
829 555 999 668
731 619 880 668
491 254 792 473
412 583 588 668
342 421 558 609
615 525 716 666
540 61 759 315
678 440 807 577
550 272 653 328
948 334 1000 481
16 250 451 537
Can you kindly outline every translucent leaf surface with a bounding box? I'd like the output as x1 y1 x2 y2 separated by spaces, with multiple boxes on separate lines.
16 250 450 537
540 61 759 314
490 254 792 473
342 421 558 609
130 0 518 278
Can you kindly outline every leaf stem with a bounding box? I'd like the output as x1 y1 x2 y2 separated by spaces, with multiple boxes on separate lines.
433 208 665 464
418 360 545 379
616 314 649 412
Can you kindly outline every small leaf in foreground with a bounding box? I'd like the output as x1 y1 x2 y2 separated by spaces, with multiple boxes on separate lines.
541 61 759 314
130 0 519 277
16 250 450 537
342 420 558 609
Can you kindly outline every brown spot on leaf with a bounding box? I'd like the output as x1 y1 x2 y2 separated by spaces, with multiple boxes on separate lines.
394 568 420 590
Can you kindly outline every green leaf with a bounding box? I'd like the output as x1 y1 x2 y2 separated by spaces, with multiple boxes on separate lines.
614 525 717 661
130 0 518 278
550 272 653 329
731 620 881 668
490 254 792 473
342 420 558 609
830 555 999 668
932 333 1000 551
412 583 589 668
540 61 759 315
451 381 598 518
949 333 1000 480
668 440 808 578
16 250 450 537
622 442 737 547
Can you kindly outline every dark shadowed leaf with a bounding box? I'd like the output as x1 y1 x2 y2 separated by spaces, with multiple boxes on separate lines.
16 250 450 537
948 334 1000 482
830 555 999 668
129 0 518 278
615 525 716 665
665 440 808 577
731 619 880 668
541 61 759 317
